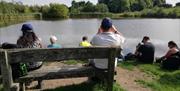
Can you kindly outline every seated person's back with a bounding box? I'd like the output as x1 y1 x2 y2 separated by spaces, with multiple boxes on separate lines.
138 42 155 62
136 36 155 63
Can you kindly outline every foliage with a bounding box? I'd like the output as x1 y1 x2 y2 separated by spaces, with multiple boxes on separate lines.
81 1 96 12
95 4 109 13
47 4 69 18
141 7 180 18
70 1 109 13
70 13 113 18
108 0 130 13
158 4 173 8
99 0 165 13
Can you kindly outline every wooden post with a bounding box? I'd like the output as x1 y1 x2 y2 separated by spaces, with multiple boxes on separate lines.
107 48 116 91
0 50 16 91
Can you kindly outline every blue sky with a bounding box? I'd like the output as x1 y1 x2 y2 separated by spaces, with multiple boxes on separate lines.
5 0 180 6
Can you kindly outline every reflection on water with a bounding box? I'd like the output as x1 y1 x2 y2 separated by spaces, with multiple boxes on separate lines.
0 19 180 57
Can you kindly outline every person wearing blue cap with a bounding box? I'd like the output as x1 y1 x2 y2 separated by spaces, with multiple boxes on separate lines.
17 23 43 71
91 17 125 69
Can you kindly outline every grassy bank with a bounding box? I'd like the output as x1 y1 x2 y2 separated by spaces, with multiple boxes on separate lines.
0 13 42 27
118 61 180 91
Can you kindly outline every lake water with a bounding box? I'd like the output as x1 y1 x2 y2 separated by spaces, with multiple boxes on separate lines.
0 19 180 57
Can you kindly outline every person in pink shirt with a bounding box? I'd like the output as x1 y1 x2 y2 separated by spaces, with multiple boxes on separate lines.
161 41 179 60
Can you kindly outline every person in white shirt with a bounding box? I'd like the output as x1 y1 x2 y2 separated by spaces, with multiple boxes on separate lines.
91 17 125 69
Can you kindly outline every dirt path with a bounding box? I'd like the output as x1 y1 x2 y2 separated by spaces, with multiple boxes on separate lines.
27 62 152 91
115 67 152 91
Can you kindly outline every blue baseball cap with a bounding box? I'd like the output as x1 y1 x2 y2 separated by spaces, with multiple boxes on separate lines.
101 18 112 30
21 24 34 32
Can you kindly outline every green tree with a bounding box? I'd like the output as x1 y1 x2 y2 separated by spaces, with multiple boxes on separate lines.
108 0 130 13
95 3 109 13
153 0 166 6
81 1 96 12
48 4 69 18
30 5 41 13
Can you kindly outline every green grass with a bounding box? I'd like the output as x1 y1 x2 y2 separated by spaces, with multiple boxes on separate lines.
43 82 125 91
63 60 88 65
117 60 139 70
0 84 3 91
119 61 180 91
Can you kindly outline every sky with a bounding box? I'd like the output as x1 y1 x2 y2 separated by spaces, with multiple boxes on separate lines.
4 0 180 6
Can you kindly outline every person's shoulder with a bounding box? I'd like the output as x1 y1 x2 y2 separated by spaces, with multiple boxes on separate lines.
47 44 52 48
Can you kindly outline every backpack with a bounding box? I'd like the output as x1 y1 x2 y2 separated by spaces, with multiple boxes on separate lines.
1 43 28 79
11 63 28 79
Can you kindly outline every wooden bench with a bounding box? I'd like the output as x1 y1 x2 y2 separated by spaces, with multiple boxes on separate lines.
0 47 121 91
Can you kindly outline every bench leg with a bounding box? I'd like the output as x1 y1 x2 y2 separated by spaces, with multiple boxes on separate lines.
19 82 25 91
37 80 42 89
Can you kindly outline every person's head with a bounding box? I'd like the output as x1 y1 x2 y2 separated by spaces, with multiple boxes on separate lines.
50 35 58 44
101 17 112 32
82 36 88 41
21 23 34 33
142 36 150 43
168 41 178 49
17 23 38 47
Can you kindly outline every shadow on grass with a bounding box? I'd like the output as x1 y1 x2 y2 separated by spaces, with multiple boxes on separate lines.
43 82 125 91
43 82 95 91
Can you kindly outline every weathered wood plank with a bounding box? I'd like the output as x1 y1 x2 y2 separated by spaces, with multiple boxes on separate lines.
0 50 14 91
15 67 96 83
107 48 118 91
7 47 121 63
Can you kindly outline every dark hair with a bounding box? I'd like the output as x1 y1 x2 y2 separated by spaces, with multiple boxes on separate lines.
17 32 38 47
142 36 150 42
101 18 112 31
168 41 178 48
82 36 88 41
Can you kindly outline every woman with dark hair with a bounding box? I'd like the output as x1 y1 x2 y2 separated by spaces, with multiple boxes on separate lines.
162 41 179 59
17 23 43 71
159 41 180 70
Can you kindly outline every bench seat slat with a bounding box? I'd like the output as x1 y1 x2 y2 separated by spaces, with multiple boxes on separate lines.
15 66 96 83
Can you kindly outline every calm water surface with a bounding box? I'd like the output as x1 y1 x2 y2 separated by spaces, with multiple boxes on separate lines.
0 19 180 57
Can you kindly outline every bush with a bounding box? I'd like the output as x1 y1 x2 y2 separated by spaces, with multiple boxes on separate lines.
47 4 69 19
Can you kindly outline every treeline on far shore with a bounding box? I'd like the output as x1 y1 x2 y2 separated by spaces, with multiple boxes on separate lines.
118 7 180 18
0 1 180 24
